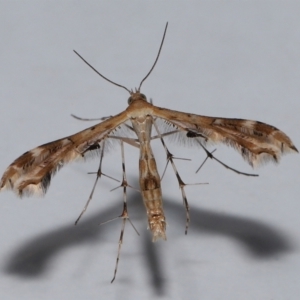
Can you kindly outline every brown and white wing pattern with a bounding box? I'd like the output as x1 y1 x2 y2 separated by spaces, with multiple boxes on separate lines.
152 106 298 167
0 111 129 196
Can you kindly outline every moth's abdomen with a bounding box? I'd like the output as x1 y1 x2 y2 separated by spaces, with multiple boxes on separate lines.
139 156 166 241
131 115 167 241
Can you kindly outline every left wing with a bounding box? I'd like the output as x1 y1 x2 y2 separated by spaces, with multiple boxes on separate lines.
0 110 129 196
152 106 298 167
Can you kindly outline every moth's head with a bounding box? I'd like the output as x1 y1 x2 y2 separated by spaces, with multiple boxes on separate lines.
127 91 148 105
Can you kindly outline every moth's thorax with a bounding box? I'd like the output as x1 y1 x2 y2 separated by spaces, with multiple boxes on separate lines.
131 115 152 142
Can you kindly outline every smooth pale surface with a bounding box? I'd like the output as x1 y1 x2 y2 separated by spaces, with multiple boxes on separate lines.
0 2 299 300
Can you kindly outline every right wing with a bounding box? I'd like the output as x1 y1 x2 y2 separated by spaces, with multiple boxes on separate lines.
152 106 298 167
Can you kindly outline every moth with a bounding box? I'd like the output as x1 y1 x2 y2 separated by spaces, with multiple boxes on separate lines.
1 23 297 282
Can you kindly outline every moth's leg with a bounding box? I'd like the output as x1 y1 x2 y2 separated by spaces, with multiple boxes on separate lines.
71 114 112 121
151 119 206 235
108 135 140 148
75 141 119 225
150 130 180 141
110 141 139 283
92 140 138 282
111 141 128 283
194 139 258 177
149 129 192 180
109 131 179 149
151 129 258 177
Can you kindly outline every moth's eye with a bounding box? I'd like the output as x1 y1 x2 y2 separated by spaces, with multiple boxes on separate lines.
140 94 146 100
128 97 133 104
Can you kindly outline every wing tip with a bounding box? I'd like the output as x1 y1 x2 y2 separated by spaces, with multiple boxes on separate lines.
290 145 298 153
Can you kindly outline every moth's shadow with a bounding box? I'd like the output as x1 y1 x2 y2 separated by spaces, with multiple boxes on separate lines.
4 192 292 295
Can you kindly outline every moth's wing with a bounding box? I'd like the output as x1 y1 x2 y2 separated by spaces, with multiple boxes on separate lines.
0 111 129 196
152 106 298 167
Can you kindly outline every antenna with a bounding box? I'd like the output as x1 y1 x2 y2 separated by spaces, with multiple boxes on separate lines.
73 50 131 94
138 22 168 91
74 22 169 95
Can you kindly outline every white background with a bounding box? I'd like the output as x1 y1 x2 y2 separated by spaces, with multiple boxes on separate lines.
0 2 299 299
